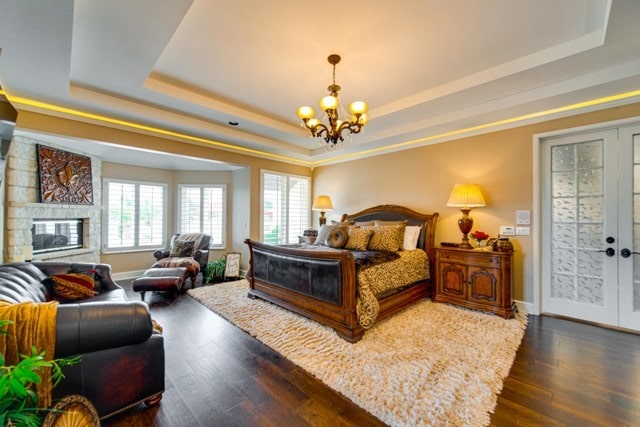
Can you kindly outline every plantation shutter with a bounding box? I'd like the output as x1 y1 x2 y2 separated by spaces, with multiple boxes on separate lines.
178 185 226 247
107 182 136 248
261 171 310 244
139 184 165 246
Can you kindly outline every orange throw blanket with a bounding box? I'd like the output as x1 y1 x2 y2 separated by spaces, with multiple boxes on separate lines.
0 300 58 409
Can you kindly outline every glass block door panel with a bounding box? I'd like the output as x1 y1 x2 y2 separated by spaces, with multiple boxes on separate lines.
542 129 619 326
619 127 640 331
550 140 605 305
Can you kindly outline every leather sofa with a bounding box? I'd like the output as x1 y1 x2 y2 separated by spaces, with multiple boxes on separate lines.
0 261 164 419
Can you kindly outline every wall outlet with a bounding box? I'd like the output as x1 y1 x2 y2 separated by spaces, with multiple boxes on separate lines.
499 225 515 236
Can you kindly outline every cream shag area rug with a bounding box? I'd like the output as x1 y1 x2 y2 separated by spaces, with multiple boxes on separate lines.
188 280 527 427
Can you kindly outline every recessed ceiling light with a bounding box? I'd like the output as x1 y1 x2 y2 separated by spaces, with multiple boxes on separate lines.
228 121 239 126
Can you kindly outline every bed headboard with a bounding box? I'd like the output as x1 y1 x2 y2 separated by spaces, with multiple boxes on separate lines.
341 204 439 271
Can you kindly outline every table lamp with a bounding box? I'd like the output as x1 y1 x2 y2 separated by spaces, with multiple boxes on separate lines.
446 183 486 249
312 195 333 226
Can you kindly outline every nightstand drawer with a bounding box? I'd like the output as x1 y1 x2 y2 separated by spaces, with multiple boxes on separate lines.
438 250 501 267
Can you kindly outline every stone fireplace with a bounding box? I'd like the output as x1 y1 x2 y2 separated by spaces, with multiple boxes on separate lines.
6 134 102 262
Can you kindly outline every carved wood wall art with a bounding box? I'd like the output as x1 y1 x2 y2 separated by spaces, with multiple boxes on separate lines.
37 145 94 205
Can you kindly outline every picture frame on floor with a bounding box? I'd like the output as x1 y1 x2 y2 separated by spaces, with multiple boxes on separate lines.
224 252 241 279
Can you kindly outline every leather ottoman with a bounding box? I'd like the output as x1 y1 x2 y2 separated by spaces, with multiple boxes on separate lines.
133 267 189 302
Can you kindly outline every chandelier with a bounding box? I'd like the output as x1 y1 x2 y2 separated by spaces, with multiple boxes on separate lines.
296 54 368 148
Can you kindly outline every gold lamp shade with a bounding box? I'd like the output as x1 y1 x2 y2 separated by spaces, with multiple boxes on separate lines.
312 195 333 226
447 184 486 248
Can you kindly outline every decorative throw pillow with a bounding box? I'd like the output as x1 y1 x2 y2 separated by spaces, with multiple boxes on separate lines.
374 219 408 226
46 273 97 302
325 227 349 248
331 220 354 227
345 227 373 251
170 240 195 257
403 225 422 251
368 224 406 252
314 224 334 245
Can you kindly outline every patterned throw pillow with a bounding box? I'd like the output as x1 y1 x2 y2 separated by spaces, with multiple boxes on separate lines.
47 273 97 302
345 227 373 251
368 224 407 252
326 227 349 248
170 240 195 257
374 219 408 226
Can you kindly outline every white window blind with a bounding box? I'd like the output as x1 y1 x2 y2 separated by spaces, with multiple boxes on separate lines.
261 171 310 244
178 185 226 247
104 180 166 251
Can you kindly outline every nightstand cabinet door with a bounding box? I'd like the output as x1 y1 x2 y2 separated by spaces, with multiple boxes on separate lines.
434 247 514 318
468 266 501 306
439 262 468 298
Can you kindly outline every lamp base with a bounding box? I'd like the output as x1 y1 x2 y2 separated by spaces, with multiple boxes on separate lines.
319 211 327 226
457 208 474 249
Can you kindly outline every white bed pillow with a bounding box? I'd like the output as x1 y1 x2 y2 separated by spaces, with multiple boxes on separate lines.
403 225 422 250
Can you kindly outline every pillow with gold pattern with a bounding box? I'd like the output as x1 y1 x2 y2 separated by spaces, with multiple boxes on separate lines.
368 224 406 252
46 273 98 302
345 227 373 251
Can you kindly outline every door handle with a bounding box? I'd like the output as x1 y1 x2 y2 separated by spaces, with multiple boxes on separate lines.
621 248 640 258
597 247 616 257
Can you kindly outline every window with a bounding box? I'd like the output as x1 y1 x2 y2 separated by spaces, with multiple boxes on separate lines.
103 180 166 251
178 185 226 248
261 171 310 244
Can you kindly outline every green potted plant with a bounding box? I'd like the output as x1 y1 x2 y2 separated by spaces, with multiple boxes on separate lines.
0 319 80 427
205 257 226 284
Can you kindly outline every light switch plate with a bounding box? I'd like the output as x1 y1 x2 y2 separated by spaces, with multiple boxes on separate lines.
499 225 516 236
516 226 530 236
516 210 531 225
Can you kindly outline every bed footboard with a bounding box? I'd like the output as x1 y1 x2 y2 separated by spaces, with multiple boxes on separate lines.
245 239 365 342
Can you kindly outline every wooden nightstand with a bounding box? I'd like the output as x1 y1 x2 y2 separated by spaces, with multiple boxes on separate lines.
433 246 515 318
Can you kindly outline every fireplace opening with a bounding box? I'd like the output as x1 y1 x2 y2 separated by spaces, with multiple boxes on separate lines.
32 219 84 254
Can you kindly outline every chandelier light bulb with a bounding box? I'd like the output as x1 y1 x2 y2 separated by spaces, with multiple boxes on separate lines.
307 118 320 128
349 101 368 115
320 95 338 111
297 106 315 119
358 113 368 125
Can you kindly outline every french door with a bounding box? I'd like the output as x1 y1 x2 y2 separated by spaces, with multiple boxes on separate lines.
541 124 640 331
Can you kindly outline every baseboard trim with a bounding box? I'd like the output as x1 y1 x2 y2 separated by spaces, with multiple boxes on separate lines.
514 299 533 315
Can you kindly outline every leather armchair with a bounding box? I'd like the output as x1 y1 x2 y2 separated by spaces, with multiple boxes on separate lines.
153 233 211 281
0 262 165 420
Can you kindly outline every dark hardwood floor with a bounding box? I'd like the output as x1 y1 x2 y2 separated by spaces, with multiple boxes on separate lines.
103 279 640 427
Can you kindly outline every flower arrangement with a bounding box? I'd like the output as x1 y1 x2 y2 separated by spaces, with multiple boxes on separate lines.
471 230 490 247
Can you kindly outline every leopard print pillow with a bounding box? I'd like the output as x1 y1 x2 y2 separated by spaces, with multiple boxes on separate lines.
345 227 373 251
367 224 406 252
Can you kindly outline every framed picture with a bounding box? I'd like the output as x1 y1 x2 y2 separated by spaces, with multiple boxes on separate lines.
224 252 241 278
36 145 93 205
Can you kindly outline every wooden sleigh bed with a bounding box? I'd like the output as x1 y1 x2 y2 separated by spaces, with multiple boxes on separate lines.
245 205 438 342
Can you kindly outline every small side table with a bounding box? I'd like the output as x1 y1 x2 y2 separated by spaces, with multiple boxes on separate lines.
433 246 515 318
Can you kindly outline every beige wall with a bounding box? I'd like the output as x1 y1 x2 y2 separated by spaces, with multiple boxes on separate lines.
13 111 311 274
9 103 640 292
313 102 640 303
